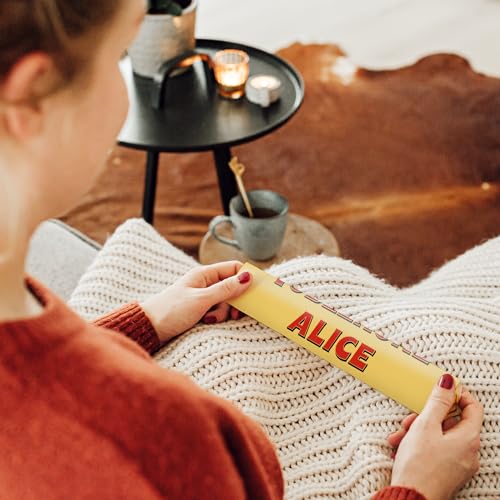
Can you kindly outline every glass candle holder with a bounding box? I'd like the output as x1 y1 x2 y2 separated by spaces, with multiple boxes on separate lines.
246 74 282 107
213 49 250 100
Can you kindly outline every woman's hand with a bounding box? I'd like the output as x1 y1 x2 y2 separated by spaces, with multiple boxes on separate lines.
140 261 252 343
387 374 483 500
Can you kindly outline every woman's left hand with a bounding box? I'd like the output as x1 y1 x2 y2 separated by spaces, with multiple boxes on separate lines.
140 261 252 343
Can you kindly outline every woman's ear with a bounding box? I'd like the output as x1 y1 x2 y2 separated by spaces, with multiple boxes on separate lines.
0 52 57 140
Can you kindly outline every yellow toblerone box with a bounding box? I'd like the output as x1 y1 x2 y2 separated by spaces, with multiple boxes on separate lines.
229 263 461 416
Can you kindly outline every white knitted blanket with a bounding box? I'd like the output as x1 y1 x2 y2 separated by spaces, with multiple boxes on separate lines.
69 219 500 499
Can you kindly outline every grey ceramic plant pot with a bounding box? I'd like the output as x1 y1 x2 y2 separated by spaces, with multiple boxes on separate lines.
128 0 197 78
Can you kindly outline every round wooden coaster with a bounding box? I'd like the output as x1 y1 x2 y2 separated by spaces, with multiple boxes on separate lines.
199 213 340 269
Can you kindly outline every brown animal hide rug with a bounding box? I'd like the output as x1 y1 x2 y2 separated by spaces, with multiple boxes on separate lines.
62 43 500 288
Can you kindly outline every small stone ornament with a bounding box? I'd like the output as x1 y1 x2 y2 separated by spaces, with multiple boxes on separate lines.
245 74 282 107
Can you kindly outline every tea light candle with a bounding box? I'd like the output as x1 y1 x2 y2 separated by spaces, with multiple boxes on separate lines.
245 74 282 107
213 49 250 100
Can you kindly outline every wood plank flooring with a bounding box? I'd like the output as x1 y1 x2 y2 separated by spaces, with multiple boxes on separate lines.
197 0 500 76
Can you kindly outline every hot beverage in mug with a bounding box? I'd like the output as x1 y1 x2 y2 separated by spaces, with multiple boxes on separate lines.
208 190 288 261
243 207 278 219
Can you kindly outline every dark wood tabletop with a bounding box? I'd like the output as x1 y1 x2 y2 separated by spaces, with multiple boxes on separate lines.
118 39 304 152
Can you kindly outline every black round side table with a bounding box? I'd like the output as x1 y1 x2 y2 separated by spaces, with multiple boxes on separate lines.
118 38 304 224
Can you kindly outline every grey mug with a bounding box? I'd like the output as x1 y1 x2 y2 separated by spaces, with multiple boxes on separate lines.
209 190 289 261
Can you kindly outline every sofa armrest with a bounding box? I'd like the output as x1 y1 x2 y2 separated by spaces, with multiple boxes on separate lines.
27 219 101 302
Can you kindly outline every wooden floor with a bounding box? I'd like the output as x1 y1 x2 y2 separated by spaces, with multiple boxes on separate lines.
197 0 500 76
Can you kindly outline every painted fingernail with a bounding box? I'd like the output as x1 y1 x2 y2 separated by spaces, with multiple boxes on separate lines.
203 316 216 324
238 272 251 284
439 373 454 390
390 450 396 460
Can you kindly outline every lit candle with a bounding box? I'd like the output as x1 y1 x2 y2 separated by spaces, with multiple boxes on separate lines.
245 74 282 107
213 50 250 100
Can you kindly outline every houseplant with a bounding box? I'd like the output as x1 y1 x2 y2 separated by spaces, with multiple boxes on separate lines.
149 0 185 15
128 0 197 78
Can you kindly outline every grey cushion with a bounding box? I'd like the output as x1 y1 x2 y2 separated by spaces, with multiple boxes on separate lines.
27 219 101 301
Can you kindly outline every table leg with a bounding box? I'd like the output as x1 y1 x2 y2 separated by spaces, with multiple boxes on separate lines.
213 146 238 215
142 150 160 224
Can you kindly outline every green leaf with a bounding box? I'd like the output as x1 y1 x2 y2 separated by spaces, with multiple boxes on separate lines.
166 2 183 15
148 0 184 15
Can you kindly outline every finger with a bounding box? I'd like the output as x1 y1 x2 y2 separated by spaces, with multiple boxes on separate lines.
203 303 230 324
230 306 241 320
446 390 484 435
401 413 418 431
459 390 484 427
199 261 244 287
442 415 461 432
387 412 418 447
419 373 458 428
387 429 406 448
203 269 252 306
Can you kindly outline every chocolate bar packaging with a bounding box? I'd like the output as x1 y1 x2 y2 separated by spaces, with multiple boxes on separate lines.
229 263 461 416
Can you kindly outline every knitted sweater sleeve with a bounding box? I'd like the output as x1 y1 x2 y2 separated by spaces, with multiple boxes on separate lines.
373 486 426 499
93 302 161 355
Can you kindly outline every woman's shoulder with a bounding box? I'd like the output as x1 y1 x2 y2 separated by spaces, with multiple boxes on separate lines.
2 278 282 498
2 312 284 499
64 321 283 499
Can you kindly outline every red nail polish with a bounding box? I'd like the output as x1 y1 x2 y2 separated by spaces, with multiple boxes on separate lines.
390 451 396 460
203 316 216 324
238 271 251 284
439 373 454 390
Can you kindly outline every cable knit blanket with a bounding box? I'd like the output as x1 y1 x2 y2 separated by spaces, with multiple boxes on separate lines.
69 219 500 499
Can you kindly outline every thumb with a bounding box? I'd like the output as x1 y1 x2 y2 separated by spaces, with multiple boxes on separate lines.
204 271 252 306
420 373 457 426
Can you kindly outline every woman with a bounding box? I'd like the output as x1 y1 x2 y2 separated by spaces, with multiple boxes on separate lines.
0 1 483 498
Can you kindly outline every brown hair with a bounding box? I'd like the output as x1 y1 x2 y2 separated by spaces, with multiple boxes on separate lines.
0 0 121 86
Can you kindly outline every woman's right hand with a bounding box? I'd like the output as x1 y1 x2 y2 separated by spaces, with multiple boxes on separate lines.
387 374 483 500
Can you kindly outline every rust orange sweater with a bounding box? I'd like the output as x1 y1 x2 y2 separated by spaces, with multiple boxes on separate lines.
0 278 425 499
